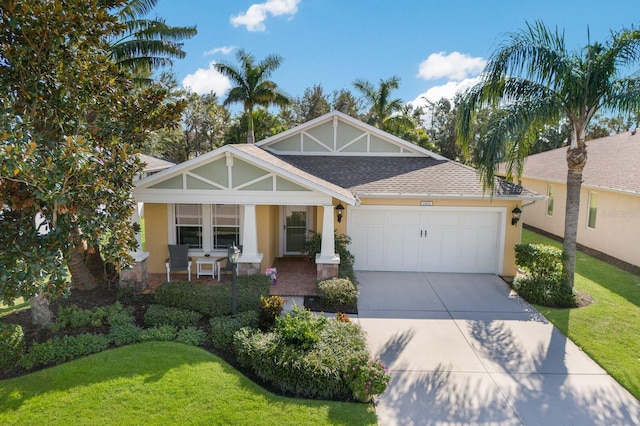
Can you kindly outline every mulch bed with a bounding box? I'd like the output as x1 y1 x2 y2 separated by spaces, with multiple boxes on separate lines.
303 296 357 314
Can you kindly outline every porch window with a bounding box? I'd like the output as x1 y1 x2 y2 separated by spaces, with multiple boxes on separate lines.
212 205 240 249
546 185 554 216
175 204 202 248
587 192 598 229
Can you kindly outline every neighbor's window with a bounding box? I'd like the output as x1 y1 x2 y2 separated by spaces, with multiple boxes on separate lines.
175 204 203 248
587 192 598 229
212 204 240 249
547 185 555 216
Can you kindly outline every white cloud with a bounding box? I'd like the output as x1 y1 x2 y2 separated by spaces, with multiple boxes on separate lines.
204 46 235 56
230 0 300 32
417 51 486 81
182 62 232 96
411 77 482 107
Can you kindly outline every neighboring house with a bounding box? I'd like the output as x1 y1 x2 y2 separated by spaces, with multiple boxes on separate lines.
136 154 176 180
133 111 537 281
515 131 640 268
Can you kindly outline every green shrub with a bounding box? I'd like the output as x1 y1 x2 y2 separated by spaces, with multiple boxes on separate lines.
176 326 207 346
109 323 142 346
344 355 390 402
20 333 110 370
144 304 202 328
514 244 576 307
275 306 327 350
302 231 356 282
210 310 259 350
513 276 577 308
0 322 25 371
234 317 370 400
258 295 285 331
515 243 565 282
139 325 177 342
317 278 357 307
154 275 270 317
51 302 133 331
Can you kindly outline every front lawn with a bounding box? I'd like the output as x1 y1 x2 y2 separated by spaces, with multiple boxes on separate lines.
0 341 377 425
522 229 640 399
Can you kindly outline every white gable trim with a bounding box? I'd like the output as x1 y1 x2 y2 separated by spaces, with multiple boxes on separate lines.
133 144 357 205
257 111 447 160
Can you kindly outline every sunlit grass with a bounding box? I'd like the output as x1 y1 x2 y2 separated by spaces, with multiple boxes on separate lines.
522 229 640 399
0 298 28 317
0 341 377 425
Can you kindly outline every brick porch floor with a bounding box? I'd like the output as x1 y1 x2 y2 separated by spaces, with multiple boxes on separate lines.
143 256 318 297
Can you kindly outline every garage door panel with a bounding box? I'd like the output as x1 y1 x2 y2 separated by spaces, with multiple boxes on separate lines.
349 208 502 273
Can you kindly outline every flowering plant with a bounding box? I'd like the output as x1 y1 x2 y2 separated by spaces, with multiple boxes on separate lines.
265 268 277 285
344 354 390 402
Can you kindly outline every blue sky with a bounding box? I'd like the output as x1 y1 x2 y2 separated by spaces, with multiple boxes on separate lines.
153 0 638 110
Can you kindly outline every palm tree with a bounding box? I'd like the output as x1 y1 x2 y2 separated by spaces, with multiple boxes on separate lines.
353 76 412 132
456 22 640 289
110 0 197 81
215 49 290 144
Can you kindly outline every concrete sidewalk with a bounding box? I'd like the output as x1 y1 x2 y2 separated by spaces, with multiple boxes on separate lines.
356 272 640 426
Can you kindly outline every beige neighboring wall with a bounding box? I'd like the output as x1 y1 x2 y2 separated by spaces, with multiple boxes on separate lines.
143 203 169 274
353 197 522 277
521 177 640 267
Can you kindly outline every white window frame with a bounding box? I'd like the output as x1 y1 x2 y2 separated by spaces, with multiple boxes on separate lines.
169 204 242 254
587 192 598 230
546 184 554 217
174 204 203 249
211 204 241 250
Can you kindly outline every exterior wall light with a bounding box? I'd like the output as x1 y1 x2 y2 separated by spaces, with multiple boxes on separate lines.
335 203 345 223
511 207 522 226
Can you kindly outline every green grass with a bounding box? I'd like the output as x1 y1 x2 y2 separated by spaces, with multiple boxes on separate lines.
522 229 640 399
0 341 376 425
0 299 28 317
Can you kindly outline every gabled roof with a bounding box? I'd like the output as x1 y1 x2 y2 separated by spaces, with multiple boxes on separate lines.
134 144 357 205
138 154 175 173
279 155 536 199
519 131 640 195
257 111 447 160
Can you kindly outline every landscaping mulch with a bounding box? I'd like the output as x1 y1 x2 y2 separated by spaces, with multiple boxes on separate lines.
303 296 357 315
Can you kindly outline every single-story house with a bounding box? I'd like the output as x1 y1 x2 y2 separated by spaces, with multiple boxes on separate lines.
514 130 640 268
132 111 537 282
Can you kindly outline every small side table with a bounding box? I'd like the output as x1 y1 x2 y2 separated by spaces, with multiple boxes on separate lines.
196 257 217 279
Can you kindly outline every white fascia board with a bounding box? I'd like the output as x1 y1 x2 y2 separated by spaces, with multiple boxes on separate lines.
354 192 545 200
133 189 332 206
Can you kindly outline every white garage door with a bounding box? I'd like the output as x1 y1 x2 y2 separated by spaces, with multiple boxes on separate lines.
348 207 504 273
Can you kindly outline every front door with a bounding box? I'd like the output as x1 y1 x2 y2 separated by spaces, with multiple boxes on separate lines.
283 206 310 254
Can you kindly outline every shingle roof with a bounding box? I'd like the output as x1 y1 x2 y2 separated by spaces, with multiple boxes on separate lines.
277 155 534 198
233 144 356 202
138 154 175 172
520 131 640 195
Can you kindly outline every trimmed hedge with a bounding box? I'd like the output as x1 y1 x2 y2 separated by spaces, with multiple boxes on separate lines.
51 302 134 332
109 323 142 346
210 310 259 350
235 310 370 400
20 333 111 370
0 322 25 371
140 325 177 342
154 275 270 317
144 304 202 328
317 278 357 307
176 326 207 346
514 243 576 308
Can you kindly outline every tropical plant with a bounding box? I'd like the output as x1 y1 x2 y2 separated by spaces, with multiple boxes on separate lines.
215 49 290 144
456 21 640 288
109 0 197 82
353 76 413 133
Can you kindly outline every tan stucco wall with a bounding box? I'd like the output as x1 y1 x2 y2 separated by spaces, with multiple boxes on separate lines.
257 205 278 271
522 177 640 267
351 197 522 276
143 203 170 274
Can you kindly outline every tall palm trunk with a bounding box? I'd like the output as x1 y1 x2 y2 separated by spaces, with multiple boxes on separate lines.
246 108 255 144
563 145 587 289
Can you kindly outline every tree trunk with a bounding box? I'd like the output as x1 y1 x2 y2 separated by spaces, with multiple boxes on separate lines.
67 247 99 291
563 146 587 289
246 108 255 144
30 293 53 327
85 245 108 288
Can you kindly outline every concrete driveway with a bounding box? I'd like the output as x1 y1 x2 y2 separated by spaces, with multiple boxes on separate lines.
356 272 640 426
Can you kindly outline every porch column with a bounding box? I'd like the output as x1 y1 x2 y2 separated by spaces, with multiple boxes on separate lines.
239 204 263 274
120 202 149 291
316 204 340 279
